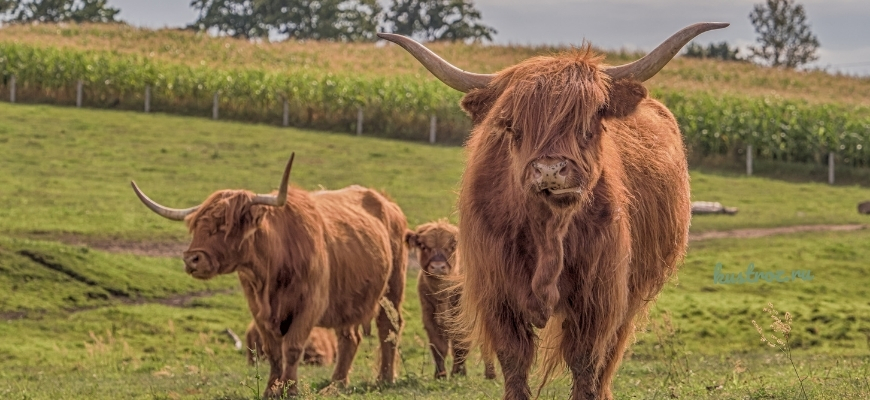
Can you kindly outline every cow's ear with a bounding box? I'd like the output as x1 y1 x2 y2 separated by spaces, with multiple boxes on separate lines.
404 230 419 248
460 87 498 125
602 79 647 119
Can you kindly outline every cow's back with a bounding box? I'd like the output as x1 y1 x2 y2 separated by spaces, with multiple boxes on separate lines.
312 186 407 327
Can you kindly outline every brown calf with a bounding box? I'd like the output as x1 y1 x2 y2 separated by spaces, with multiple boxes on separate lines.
406 219 496 380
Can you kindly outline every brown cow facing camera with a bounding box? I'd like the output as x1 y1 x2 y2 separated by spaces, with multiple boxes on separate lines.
406 220 496 380
131 154 407 398
382 22 727 400
245 322 337 367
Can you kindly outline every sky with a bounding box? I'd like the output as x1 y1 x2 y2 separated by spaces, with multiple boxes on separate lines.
107 0 870 76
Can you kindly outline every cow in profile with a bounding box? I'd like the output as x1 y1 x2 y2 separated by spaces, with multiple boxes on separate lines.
245 322 338 367
381 22 727 399
131 154 407 397
405 219 496 380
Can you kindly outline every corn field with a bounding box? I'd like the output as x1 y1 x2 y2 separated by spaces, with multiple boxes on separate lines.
2 42 869 163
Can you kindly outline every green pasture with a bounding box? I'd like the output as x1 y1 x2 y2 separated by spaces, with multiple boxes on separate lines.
0 103 868 399
2 103 870 240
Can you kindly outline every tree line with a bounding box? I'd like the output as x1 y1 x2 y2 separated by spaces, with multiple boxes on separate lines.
0 0 496 42
0 0 821 68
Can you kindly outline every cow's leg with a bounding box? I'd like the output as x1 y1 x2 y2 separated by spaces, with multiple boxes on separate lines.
254 323 284 397
331 326 362 386
594 320 635 400
377 246 407 383
490 303 535 400
483 351 497 380
450 339 468 377
420 293 449 378
375 295 405 383
263 319 312 398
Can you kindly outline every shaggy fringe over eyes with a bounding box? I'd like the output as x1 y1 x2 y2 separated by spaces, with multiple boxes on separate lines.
185 190 260 239
499 45 609 149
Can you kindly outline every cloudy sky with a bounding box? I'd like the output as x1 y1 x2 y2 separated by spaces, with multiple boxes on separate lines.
108 0 870 76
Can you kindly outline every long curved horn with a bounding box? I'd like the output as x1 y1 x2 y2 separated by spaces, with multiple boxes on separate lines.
377 33 494 93
251 152 294 207
604 22 729 82
131 181 199 221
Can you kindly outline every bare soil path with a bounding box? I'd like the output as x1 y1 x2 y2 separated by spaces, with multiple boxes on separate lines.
29 223 869 258
688 224 866 242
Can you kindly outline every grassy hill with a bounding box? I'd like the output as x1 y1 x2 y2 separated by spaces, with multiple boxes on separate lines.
0 102 869 398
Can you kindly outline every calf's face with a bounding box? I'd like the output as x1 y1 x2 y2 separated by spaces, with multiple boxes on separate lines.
406 223 458 277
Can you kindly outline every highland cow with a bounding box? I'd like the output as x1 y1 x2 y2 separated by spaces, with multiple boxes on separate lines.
245 322 338 367
406 220 496 380
131 154 407 397
381 22 727 400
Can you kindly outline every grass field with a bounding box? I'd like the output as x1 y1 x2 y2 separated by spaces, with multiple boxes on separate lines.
1 102 869 399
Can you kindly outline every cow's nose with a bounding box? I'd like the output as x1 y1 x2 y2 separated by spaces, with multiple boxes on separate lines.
183 251 206 273
531 159 568 190
429 261 448 275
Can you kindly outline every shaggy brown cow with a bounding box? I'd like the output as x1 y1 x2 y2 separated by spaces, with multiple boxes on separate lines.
245 322 338 367
406 219 496 380
381 22 727 400
131 154 407 397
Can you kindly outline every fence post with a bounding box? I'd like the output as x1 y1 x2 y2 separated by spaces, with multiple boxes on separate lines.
429 115 437 144
356 107 363 136
283 98 289 127
9 75 15 103
76 80 83 108
746 144 753 176
145 85 151 113
829 151 835 185
213 92 219 120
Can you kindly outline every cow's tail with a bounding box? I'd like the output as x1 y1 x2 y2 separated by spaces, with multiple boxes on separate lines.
534 311 567 400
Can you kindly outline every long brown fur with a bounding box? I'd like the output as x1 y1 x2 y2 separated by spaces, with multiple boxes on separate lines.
406 219 497 380
245 322 338 366
453 47 691 400
179 183 407 397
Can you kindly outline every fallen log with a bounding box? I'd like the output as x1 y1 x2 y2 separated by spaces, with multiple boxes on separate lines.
692 201 738 215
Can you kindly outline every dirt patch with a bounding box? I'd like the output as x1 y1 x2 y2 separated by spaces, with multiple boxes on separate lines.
689 224 866 242
1 288 238 322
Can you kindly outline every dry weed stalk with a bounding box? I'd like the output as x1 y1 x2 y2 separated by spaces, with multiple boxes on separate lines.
751 302 808 400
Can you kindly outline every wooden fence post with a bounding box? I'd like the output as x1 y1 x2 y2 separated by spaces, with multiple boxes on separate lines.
829 151 835 185
145 85 151 113
283 98 289 127
429 115 437 144
9 75 15 103
746 144 753 176
213 92 219 120
76 80 83 108
356 107 363 136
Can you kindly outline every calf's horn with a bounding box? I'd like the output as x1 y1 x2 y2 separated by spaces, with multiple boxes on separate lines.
377 22 728 92
251 152 294 207
131 181 200 221
603 22 730 82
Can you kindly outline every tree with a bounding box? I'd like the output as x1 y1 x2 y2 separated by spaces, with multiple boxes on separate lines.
189 0 271 39
748 0 820 68
684 41 743 62
384 0 495 42
2 0 120 23
189 0 381 41
265 0 381 41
